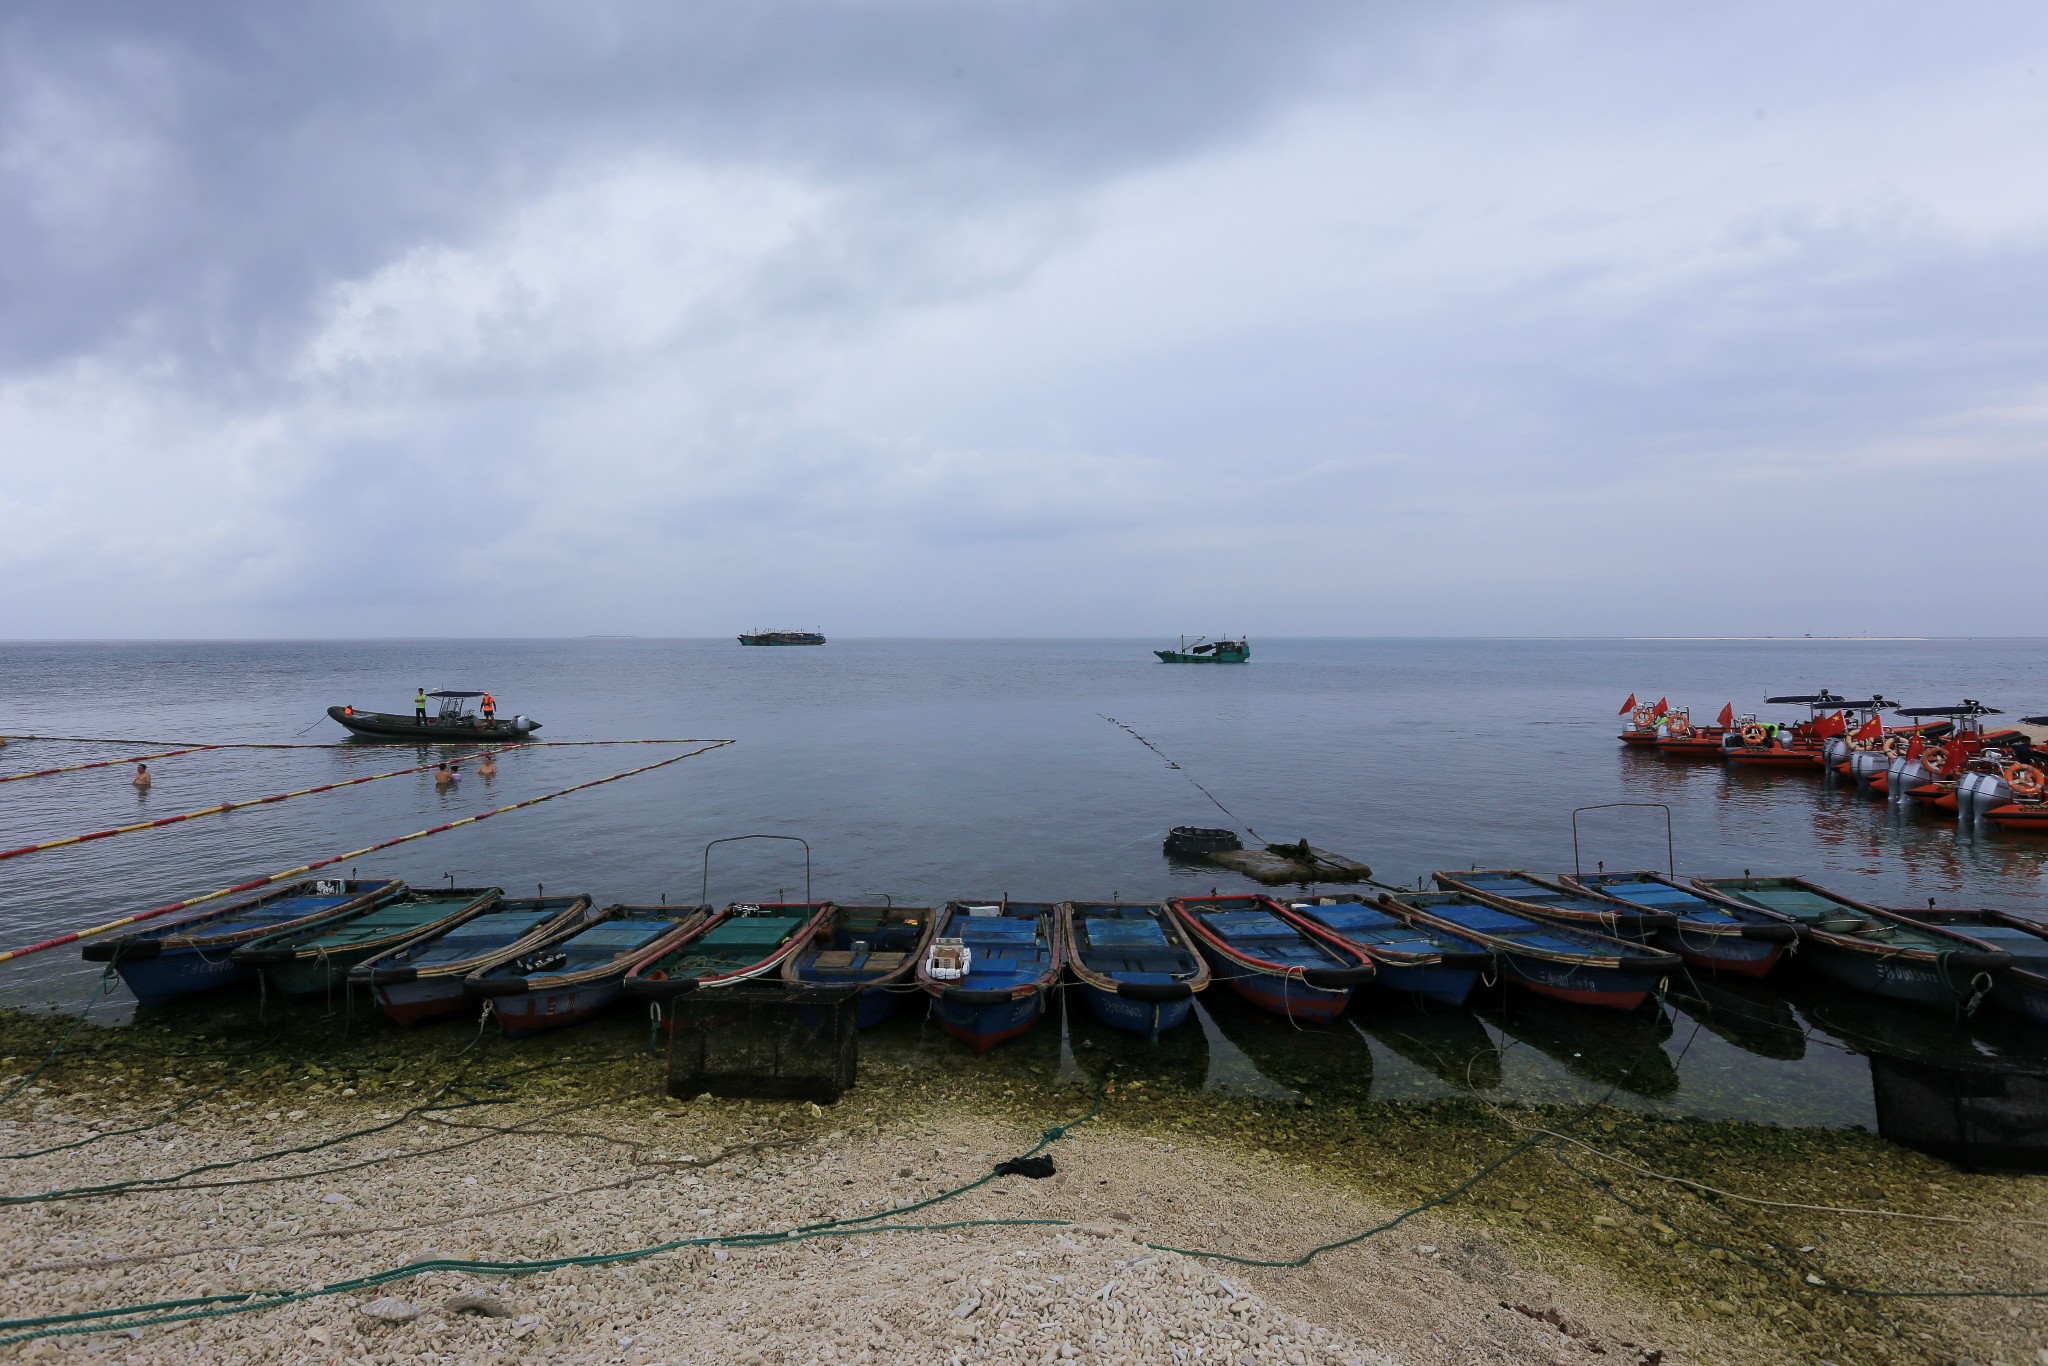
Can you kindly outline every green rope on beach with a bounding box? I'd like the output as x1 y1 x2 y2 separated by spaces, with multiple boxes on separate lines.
0 1051 643 1207
0 1094 1107 1348
0 967 115 1109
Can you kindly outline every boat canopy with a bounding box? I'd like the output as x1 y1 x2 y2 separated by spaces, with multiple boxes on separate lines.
427 690 487 699
2020 715 2048 726
1895 702 2005 717
1765 690 1844 705
1828 698 1890 711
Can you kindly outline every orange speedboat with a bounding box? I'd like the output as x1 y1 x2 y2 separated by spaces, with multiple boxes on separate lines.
1890 703 2014 809
1615 694 1668 746
1985 733 2048 830
1653 703 1736 758
1724 691 1849 770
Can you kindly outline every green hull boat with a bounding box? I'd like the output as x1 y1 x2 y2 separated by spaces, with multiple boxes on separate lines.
233 887 502 998
1155 636 1249 663
623 904 832 1000
1691 876 2009 1009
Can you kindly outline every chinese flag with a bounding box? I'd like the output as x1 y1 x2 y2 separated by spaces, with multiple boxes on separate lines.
1619 694 1637 715
1652 697 1668 717
1716 703 1734 728
1813 711 1846 738
1905 735 1925 761
1852 713 1883 742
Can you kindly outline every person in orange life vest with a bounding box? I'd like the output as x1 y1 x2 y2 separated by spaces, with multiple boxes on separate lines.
481 692 497 723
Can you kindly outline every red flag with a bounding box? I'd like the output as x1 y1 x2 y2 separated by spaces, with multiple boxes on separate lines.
1812 711 1846 738
1852 712 1883 742
1652 697 1668 717
1716 703 1734 729
1619 693 1637 716
1905 735 1925 761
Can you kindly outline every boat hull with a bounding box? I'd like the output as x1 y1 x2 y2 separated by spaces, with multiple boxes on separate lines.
372 977 472 1027
1369 961 1481 1007
932 990 1047 1052
113 953 252 1007
1797 940 1982 1006
259 950 391 999
1651 927 1785 980
1726 748 1824 769
1193 944 1351 1022
1076 983 1195 1037
1155 651 1249 663
326 706 538 741
1500 954 1663 1010
495 982 626 1036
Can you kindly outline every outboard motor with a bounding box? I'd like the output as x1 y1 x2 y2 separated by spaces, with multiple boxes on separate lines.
1888 747 1935 802
1958 751 2014 821
1849 745 1893 785
1823 735 1852 770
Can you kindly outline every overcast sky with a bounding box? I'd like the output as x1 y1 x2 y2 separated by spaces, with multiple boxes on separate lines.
3 2 2044 638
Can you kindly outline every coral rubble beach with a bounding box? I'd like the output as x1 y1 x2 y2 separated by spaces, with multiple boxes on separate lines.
0 1008 2043 1364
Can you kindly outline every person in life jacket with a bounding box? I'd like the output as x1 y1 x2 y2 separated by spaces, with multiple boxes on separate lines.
416 688 429 723
481 692 497 722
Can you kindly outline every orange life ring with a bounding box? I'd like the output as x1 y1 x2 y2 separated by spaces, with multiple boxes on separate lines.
1922 745 1949 775
1740 722 1767 747
1632 708 1656 729
2012 765 2047 798
1667 717 1692 737
1880 734 1908 758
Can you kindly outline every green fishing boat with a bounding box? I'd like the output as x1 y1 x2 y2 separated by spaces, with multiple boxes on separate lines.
622 903 833 1001
232 887 502 998
1690 876 2009 1009
1155 635 1249 663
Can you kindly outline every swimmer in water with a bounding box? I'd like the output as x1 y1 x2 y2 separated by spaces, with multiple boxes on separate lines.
477 752 498 778
435 762 459 788
133 762 151 789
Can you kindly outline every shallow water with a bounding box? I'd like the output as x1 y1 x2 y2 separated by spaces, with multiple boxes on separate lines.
3 636 2045 1126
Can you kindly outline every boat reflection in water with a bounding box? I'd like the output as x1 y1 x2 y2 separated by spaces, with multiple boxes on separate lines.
1192 988 1374 1109
1665 973 1807 1063
1064 994 1210 1096
1476 994 1679 1099
1351 1002 1504 1092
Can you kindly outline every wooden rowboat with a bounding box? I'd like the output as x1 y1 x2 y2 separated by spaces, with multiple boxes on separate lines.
351 895 593 1026
233 887 501 999
1167 895 1372 1024
915 901 1065 1052
468 903 710 1035
1062 902 1210 1040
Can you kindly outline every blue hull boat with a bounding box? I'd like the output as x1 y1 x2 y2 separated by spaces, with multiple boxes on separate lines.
1434 869 1676 943
351 895 593 1025
1377 891 1680 1011
915 901 1064 1052
1062 902 1210 1040
1893 906 2048 1029
1168 895 1373 1023
469 904 709 1036
781 903 936 1029
1281 894 1492 1006
82 879 404 1005
1562 871 1798 979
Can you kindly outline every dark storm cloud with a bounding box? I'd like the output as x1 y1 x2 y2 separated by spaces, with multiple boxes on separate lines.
0 0 1397 372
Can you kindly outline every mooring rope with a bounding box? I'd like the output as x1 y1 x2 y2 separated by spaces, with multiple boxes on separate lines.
1098 715 1268 845
0 741 734 964
0 745 522 864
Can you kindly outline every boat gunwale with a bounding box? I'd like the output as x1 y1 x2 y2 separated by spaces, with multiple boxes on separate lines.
1689 875 2013 967
1165 894 1374 985
1558 870 1803 942
231 887 503 965
1059 901 1212 998
1374 891 1679 972
82 879 407 960
622 902 837 1000
1434 868 1678 932
915 900 1067 1003
350 895 595 984
779 903 939 992
466 903 712 997
1276 893 1492 970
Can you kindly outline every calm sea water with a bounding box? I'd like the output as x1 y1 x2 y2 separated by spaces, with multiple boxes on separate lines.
3 637 2045 1126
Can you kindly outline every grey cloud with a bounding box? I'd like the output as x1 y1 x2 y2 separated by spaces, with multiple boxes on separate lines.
0 0 1407 374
